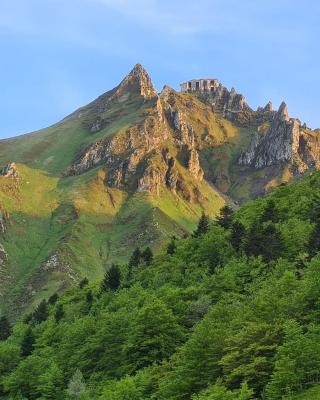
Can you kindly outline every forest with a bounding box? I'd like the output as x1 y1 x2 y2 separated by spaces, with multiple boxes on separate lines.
1 171 320 399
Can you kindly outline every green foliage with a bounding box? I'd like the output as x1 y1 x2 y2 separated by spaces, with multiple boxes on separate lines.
3 172 320 399
54 304 65 323
128 247 142 268
79 278 89 289
230 221 246 252
0 316 11 341
67 369 87 400
123 299 184 374
141 247 153 266
193 380 253 400
48 293 59 305
216 205 234 229
167 238 177 255
20 327 35 357
193 213 210 237
32 299 49 324
101 264 121 292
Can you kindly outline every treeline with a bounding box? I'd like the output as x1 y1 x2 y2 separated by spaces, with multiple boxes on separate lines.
1 173 320 399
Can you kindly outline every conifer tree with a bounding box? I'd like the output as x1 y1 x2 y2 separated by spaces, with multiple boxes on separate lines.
48 293 59 305
33 299 48 324
101 264 121 292
167 239 177 255
230 221 246 252
307 221 320 257
79 277 89 289
54 304 64 323
193 213 210 237
0 315 11 341
141 247 153 266
260 199 279 223
245 221 283 262
129 247 141 268
216 205 234 229
67 369 87 400
86 290 93 306
308 193 320 222
20 327 35 357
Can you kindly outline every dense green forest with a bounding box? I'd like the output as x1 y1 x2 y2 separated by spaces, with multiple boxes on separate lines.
2 171 320 400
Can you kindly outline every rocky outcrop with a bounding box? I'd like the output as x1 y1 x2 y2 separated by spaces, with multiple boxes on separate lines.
0 243 8 266
0 162 19 179
239 102 298 168
137 165 163 196
188 148 204 181
0 205 9 235
89 116 108 133
69 64 158 120
239 102 320 174
203 83 252 121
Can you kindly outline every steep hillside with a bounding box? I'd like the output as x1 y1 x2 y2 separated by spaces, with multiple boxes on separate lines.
0 64 319 315
2 170 320 399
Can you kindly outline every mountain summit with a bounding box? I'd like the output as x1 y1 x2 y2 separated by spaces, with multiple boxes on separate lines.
0 65 319 315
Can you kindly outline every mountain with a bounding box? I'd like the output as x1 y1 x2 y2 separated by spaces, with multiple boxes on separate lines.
0 63 319 316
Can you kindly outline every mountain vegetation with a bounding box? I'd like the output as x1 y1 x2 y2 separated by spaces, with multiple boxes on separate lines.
1 169 320 399
0 64 319 316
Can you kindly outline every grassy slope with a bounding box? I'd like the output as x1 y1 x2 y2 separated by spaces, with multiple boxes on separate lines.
0 93 230 316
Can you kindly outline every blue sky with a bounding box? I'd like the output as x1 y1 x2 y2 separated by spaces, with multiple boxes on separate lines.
0 0 319 138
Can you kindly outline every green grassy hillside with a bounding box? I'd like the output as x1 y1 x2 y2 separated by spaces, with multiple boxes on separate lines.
0 84 229 316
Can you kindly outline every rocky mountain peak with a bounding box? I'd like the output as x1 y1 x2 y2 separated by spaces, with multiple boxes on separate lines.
117 63 158 99
277 101 289 122
264 101 273 112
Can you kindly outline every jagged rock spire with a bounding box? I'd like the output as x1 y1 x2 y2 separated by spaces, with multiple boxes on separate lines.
264 101 273 112
117 63 157 99
277 102 289 122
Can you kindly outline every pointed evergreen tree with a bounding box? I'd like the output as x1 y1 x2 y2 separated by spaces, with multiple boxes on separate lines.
54 304 64 323
260 199 279 223
141 247 153 266
67 369 87 400
101 264 121 292
308 193 320 222
307 221 320 257
245 221 283 262
216 205 234 229
86 290 93 305
32 299 48 324
20 327 35 357
167 238 177 255
128 247 141 268
0 316 11 341
48 293 59 305
230 221 246 252
193 213 210 237
79 277 89 289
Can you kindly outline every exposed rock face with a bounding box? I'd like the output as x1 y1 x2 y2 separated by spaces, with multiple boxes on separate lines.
89 116 108 133
239 102 320 174
137 165 163 196
70 64 158 120
119 63 158 100
203 83 252 122
0 162 19 179
188 148 204 181
239 102 296 167
0 205 9 234
0 243 8 266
